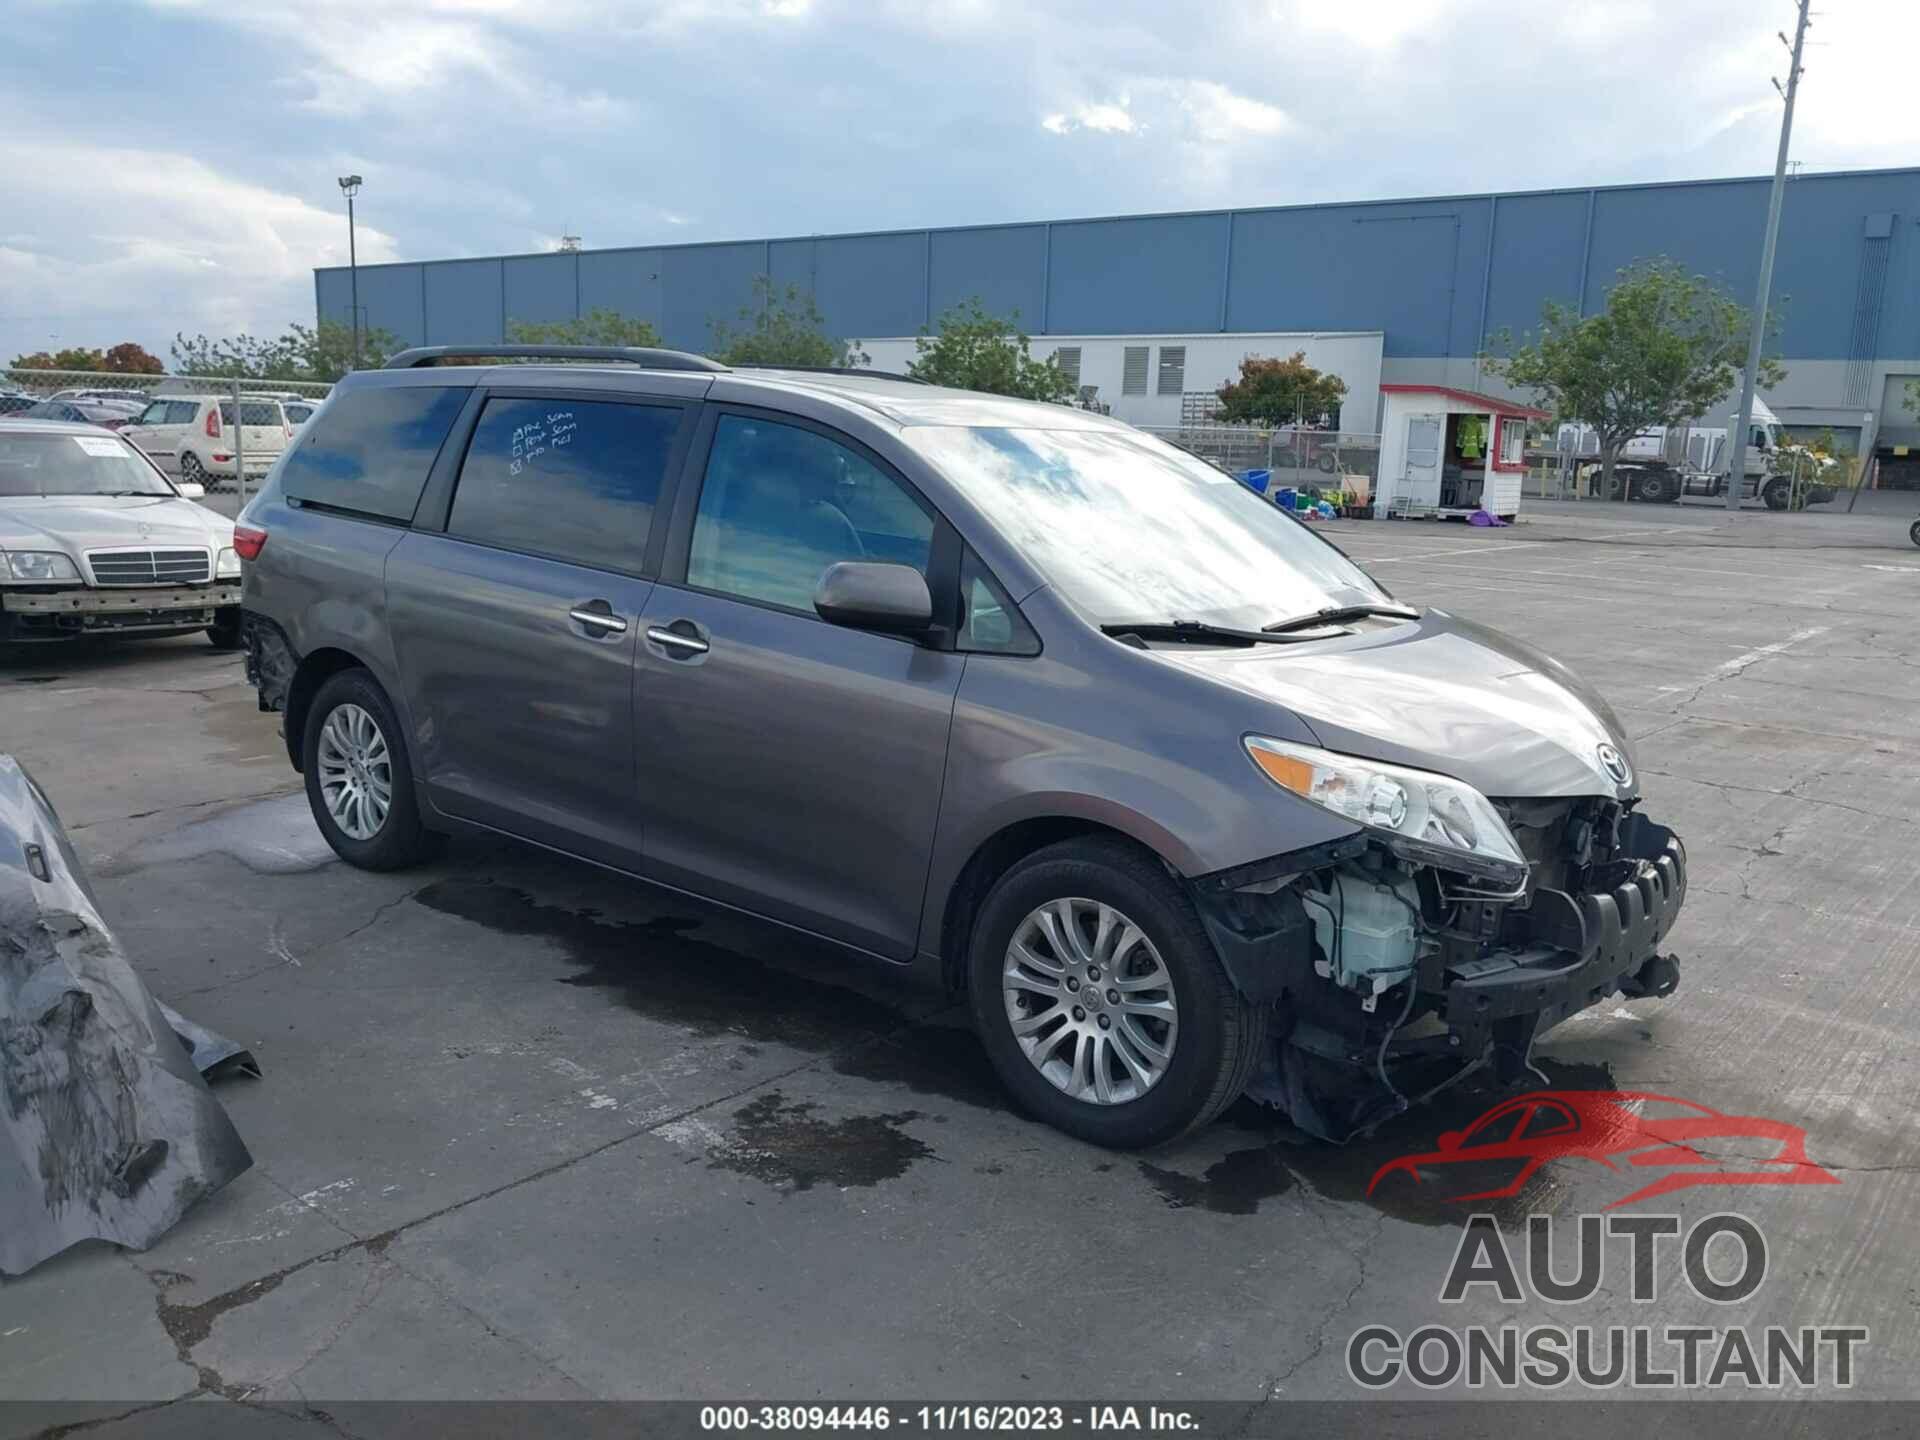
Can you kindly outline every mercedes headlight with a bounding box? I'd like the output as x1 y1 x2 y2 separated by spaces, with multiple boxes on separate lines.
3 551 81 582
216 546 242 578
1244 736 1527 888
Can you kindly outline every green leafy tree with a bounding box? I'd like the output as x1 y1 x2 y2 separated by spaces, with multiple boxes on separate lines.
709 277 868 368
1485 257 1786 499
506 308 663 348
12 347 106 372
906 299 1075 402
1215 352 1348 428
171 321 394 382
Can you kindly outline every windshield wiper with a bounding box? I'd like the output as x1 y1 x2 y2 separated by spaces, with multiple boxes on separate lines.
1261 602 1421 635
1100 619 1353 647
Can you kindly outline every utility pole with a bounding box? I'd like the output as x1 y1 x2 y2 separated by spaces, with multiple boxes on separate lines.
338 175 364 369
1726 1 1810 510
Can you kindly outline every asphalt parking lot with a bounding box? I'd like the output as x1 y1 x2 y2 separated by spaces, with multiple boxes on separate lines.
4 497 1919 1429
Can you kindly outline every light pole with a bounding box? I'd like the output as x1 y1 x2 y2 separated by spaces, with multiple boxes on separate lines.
338 175 363 368
1726 2 1810 510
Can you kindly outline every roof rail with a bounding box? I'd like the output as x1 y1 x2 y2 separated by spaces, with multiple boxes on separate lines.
735 364 931 385
383 345 729 373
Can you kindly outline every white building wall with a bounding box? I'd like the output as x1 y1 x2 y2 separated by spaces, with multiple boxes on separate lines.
858 331 1385 433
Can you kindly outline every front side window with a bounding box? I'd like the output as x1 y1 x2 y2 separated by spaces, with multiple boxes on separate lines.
135 401 170 426
448 397 679 572
688 414 933 613
904 425 1388 632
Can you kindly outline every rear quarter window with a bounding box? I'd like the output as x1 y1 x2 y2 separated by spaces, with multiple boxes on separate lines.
279 386 466 522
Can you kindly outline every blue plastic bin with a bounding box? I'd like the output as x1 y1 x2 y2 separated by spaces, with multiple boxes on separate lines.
1240 468 1271 495
1276 486 1297 510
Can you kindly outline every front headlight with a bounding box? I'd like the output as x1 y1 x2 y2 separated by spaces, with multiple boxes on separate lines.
216 546 241 578
3 551 81 582
1244 736 1527 888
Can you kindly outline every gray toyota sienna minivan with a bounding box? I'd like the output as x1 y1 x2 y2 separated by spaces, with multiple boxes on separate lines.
238 346 1686 1148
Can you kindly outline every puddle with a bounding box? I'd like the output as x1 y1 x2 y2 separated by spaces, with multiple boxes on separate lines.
1140 1058 1617 1225
6 675 64 685
199 693 284 762
109 792 333 875
412 877 909 1051
703 1090 933 1192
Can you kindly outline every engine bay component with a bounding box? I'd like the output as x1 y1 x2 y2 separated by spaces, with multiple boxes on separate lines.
1301 861 1422 995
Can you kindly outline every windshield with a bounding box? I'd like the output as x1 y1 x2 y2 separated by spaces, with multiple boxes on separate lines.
904 425 1389 630
0 431 175 497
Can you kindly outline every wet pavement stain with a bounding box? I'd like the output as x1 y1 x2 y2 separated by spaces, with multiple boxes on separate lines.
831 1020 1008 1112
6 674 64 685
705 1090 934 1192
1139 1057 1617 1225
412 877 907 1051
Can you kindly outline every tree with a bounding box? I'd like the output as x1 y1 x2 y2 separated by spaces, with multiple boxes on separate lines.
171 321 395 382
506 308 662 348
1486 257 1786 499
708 277 867 368
12 347 106 372
906 299 1075 401
101 342 165 374
1215 352 1347 428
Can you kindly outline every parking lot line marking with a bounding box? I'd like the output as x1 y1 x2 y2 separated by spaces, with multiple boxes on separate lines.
1708 626 1830 680
1361 542 1550 563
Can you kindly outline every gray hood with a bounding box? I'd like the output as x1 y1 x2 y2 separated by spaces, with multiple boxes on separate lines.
1160 610 1637 800
0 494 232 559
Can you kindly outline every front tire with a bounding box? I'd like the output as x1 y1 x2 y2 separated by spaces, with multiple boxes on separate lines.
206 606 242 650
968 837 1266 1148
1763 478 1791 511
302 669 443 870
1909 519 1920 549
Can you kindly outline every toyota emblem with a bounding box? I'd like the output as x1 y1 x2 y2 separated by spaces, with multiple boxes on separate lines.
1597 743 1633 788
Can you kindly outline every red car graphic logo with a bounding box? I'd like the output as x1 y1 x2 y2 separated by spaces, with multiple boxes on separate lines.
1367 1090 1840 1210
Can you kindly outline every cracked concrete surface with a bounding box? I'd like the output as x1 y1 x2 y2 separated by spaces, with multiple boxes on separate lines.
3 499 1919 1424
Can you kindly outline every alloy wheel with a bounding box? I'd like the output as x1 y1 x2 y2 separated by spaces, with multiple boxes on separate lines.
315 702 392 841
1002 897 1178 1105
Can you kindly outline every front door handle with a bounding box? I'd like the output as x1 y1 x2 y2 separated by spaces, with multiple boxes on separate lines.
645 625 709 655
568 602 628 635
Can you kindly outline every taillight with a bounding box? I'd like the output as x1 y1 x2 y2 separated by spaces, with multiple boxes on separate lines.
231 524 268 562
205 407 222 438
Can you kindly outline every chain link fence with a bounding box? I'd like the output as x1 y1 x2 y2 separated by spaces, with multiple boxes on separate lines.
1 367 332 507
1141 424 1382 511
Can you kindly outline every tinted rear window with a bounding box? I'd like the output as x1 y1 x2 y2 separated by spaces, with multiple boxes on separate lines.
447 396 680 573
219 401 286 427
280 385 466 522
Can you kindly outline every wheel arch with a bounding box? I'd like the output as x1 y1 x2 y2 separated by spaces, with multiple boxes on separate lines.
284 646 377 771
935 815 1178 991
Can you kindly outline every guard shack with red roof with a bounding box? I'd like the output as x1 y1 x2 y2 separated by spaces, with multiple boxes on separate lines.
1373 385 1549 521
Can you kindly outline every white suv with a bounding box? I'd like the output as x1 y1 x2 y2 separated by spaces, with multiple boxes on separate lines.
123 395 291 490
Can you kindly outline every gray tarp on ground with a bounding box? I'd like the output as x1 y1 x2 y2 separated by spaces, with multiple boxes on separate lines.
0 753 252 1276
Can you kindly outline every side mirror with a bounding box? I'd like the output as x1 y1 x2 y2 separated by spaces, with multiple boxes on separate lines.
175 482 205 499
814 561 932 636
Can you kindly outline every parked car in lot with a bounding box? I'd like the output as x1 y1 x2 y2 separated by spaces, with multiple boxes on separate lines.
18 398 137 429
121 395 290 488
47 388 150 415
0 418 243 649
282 398 323 427
0 391 39 418
239 345 1688 1148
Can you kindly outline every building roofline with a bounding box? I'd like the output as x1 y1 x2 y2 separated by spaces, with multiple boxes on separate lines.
315 164 1920 278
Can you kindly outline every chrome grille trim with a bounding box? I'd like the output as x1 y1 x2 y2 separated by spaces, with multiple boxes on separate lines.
86 548 212 585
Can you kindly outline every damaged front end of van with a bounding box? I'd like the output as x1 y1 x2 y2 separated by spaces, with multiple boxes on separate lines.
1191 738 1686 1143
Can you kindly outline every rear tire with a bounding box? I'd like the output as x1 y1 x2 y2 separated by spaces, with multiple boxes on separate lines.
179 452 210 489
967 837 1266 1149
1909 519 1920 549
1635 472 1676 504
302 668 443 871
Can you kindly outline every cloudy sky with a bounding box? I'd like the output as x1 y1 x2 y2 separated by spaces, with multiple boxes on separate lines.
4 0 1915 366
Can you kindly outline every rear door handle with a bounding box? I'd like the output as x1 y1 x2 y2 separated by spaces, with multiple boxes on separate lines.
568 603 628 635
645 625 709 655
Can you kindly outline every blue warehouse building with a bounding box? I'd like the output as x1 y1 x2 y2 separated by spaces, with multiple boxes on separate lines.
316 166 1920 474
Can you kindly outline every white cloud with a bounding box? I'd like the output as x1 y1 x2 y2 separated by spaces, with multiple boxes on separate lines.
0 135 396 361
1172 80 1290 142
1041 100 1138 135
